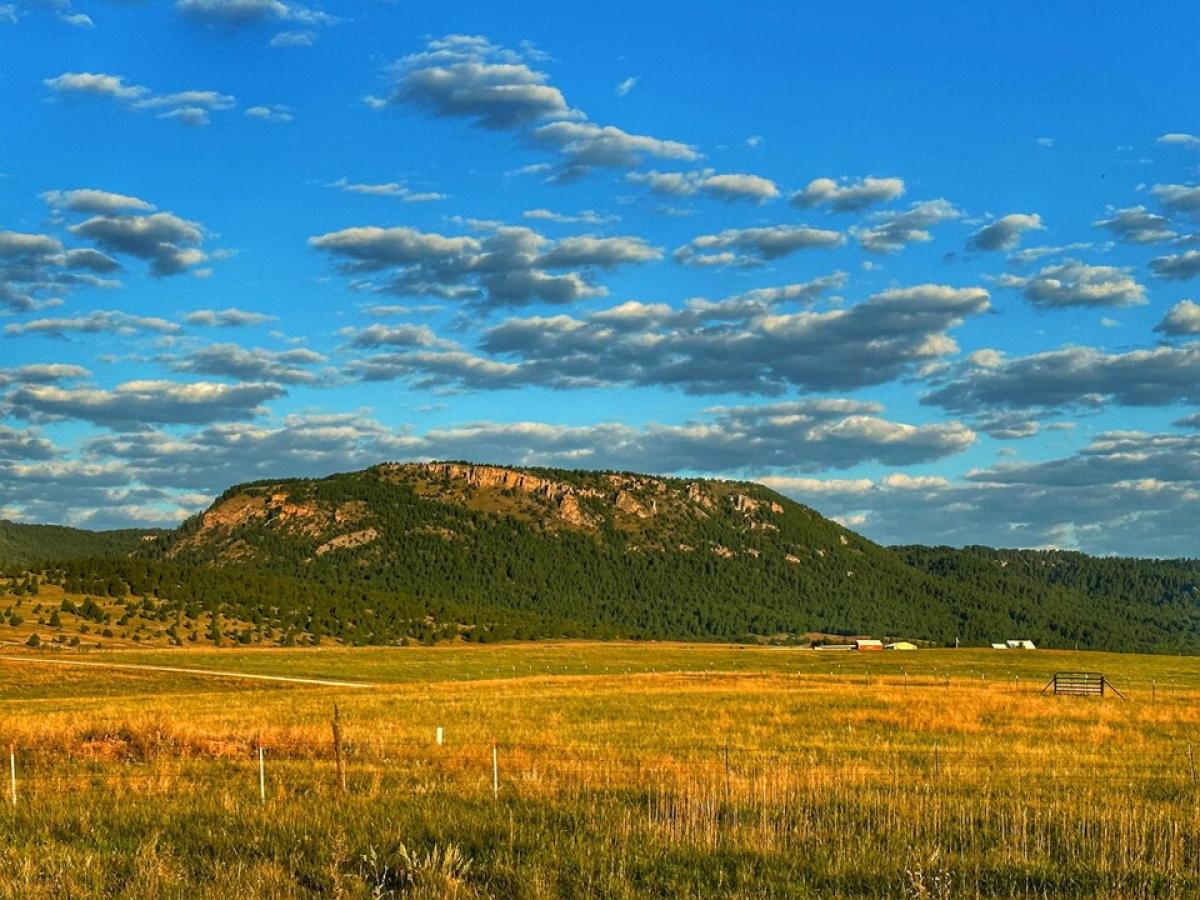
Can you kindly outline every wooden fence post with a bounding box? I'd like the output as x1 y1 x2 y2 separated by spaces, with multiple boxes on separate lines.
1188 742 1197 787
8 745 14 807
491 740 499 800
332 704 347 794
257 733 266 805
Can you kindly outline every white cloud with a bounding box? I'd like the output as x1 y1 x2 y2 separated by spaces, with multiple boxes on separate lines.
44 72 236 127
1155 299 1200 336
245 104 293 123
42 188 155 214
185 307 276 327
346 282 989 395
852 199 962 253
924 342 1200 412
310 222 661 307
1157 133 1200 150
4 310 181 337
1093 206 1176 244
8 379 285 428
615 76 638 97
270 29 315 46
1149 250 1200 281
674 225 843 267
328 177 446 202
996 260 1146 308
966 213 1044 251
382 36 696 181
521 208 618 225
1152 183 1200 215
791 176 905 212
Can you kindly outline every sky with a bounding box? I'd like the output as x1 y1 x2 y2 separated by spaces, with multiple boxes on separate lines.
1 1 1199 556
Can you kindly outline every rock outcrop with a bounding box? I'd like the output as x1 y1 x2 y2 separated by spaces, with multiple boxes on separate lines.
315 528 380 556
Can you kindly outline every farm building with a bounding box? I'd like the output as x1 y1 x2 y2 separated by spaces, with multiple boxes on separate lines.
853 639 884 652
1006 639 1037 650
886 641 917 651
991 643 1008 649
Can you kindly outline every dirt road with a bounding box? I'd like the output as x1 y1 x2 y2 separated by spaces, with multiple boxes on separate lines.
0 655 374 688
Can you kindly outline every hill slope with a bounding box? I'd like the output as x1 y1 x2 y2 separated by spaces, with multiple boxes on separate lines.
3 462 1198 652
0 520 157 565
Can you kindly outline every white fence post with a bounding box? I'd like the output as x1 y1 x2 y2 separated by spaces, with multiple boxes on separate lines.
492 740 499 800
258 741 266 804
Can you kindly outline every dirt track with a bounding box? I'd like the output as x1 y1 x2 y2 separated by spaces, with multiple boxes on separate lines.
0 655 374 688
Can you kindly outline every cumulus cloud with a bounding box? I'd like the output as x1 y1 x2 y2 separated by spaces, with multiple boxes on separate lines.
345 282 990 395
79 402 970 496
309 221 661 307
674 225 844 267
791 176 905 212
0 364 90 387
1149 250 1200 281
68 211 207 276
852 199 962 253
270 29 316 46
1008 241 1101 265
43 72 235 126
7 379 284 429
0 397 973 528
974 413 1041 440
4 310 179 337
764 429 1200 557
966 213 1044 251
923 342 1200 413
377 35 696 180
0 425 56 461
0 230 120 312
625 169 778 203
342 322 454 350
996 260 1146 308
42 72 148 102
1158 133 1200 150
1093 206 1176 244
530 121 699 178
245 104 293 123
1151 183 1200 216
41 189 154 215
397 402 974 472
383 34 574 128
522 208 618 225
328 177 446 202
185 307 276 327
175 0 334 28
166 343 326 384
1155 299 1200 336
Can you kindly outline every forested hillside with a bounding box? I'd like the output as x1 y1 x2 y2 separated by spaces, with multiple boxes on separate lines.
898 545 1200 653
2 462 1198 652
0 520 156 565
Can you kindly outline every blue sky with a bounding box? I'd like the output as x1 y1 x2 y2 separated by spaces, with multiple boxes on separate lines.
2 0 1199 555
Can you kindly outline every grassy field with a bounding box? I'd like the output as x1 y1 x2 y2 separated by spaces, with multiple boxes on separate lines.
1 643 1199 897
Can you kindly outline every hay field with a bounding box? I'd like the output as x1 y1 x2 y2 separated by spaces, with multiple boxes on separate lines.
1 643 1198 898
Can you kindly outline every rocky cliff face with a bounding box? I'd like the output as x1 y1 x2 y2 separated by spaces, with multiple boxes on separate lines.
166 460 837 565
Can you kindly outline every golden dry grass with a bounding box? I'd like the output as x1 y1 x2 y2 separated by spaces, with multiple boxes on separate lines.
0 644 1198 897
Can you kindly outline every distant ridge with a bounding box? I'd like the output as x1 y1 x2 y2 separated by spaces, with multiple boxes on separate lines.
2 462 1198 652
